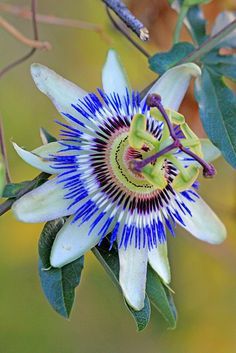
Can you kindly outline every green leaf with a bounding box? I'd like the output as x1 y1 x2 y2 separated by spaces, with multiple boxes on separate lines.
2 181 31 198
149 42 195 75
2 172 49 199
38 219 65 267
40 127 57 144
210 64 236 82
195 67 236 168
203 51 236 81
125 297 151 332
92 240 151 331
146 266 177 329
38 219 84 318
203 51 236 66
186 5 207 44
93 239 177 330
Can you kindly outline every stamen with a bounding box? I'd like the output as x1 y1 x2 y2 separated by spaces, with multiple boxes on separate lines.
130 141 177 173
133 93 216 178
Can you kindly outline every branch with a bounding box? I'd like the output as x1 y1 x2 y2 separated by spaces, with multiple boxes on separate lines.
0 16 51 50
102 0 149 41
0 0 40 78
0 2 111 44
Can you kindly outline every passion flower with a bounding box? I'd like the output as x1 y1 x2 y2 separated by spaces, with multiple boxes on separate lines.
12 50 226 310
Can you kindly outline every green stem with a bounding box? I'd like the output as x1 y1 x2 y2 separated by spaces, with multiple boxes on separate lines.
173 5 189 44
182 18 236 63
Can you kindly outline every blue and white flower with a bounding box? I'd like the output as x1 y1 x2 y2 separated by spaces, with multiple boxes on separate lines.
12 50 226 311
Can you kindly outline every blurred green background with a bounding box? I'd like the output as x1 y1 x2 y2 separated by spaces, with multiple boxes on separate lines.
0 1 236 352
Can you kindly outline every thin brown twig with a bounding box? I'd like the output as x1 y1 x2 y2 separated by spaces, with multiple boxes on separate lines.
0 16 51 50
0 2 112 44
0 1 40 182
0 118 11 183
0 0 40 78
106 7 150 58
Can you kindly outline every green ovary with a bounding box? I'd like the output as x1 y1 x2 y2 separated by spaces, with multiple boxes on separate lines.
109 132 157 195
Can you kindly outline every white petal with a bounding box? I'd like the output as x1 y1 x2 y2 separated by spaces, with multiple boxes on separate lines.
13 142 61 174
31 64 88 125
178 195 226 244
102 49 130 98
50 216 100 267
211 12 236 47
50 205 116 267
12 179 72 223
148 243 171 284
142 63 201 110
118 237 148 311
200 139 221 163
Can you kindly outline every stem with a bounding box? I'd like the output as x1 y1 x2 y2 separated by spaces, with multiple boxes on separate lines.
0 118 11 183
173 5 188 44
102 0 149 41
182 18 236 63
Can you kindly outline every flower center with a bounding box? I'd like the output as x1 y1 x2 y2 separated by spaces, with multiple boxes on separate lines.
108 129 156 194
